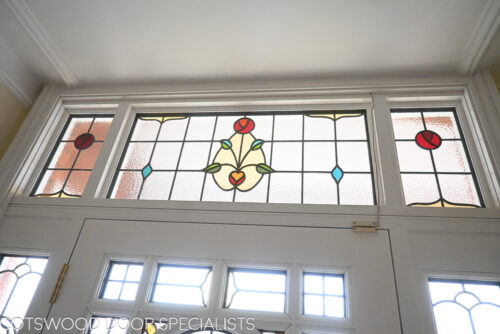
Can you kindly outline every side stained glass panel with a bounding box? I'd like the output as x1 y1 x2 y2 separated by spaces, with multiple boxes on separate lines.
32 115 113 198
109 111 375 205
391 108 483 208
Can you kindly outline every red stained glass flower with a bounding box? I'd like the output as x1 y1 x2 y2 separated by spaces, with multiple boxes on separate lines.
74 133 95 150
234 118 255 134
415 130 441 150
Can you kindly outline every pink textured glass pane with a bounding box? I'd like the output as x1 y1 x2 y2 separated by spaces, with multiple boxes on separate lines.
120 143 154 169
423 112 460 139
131 118 161 141
303 173 337 204
0 271 17 313
401 174 439 205
336 115 366 140
48 142 78 169
391 112 424 139
339 174 373 205
35 170 69 195
64 171 91 196
62 118 93 140
89 118 113 141
433 141 470 173
140 172 175 200
396 141 433 172
74 143 103 169
438 174 481 206
110 172 143 199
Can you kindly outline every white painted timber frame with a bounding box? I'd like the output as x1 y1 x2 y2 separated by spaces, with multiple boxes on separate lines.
0 73 499 334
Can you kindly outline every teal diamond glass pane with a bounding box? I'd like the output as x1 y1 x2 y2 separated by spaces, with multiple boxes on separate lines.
332 166 343 183
142 164 152 178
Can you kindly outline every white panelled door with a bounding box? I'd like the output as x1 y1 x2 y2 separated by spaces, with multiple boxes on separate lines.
45 219 401 334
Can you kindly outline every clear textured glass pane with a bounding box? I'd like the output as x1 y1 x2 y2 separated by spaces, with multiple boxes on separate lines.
234 174 269 203
339 174 373 205
268 173 301 203
232 271 286 292
48 142 78 168
271 142 302 171
26 258 48 274
152 285 204 306
177 142 211 170
304 116 335 140
396 141 434 172
325 276 344 295
213 116 241 140
325 296 344 317
140 172 175 200
109 264 127 280
438 174 481 206
304 294 323 315
303 173 337 204
273 115 303 140
120 283 139 301
433 141 470 173
170 172 205 201
391 112 424 139
201 176 234 202
62 117 93 140
125 265 143 282
157 266 211 286
249 115 273 140
428 281 463 304
120 143 154 170
34 170 69 196
131 118 161 141
88 317 128 334
336 115 367 140
90 118 113 141
3 274 42 320
433 302 474 334
158 118 189 141
304 274 323 294
229 291 285 312
401 174 440 205
303 142 336 171
74 143 103 169
464 284 500 305
184 116 216 141
337 142 370 172
64 171 91 196
110 171 143 199
471 304 500 334
150 142 183 170
102 281 122 300
423 111 460 139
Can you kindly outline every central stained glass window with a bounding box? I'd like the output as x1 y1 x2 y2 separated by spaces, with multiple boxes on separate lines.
108 111 375 204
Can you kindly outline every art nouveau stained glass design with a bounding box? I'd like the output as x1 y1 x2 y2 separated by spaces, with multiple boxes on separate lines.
391 108 483 207
224 268 286 313
109 112 375 205
32 115 113 198
303 272 345 318
99 261 143 301
0 254 48 332
150 265 212 306
428 279 500 334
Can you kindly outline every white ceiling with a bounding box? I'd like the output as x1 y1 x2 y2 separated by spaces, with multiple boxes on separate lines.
0 0 499 106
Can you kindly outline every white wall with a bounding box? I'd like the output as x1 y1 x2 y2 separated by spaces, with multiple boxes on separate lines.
0 84 28 161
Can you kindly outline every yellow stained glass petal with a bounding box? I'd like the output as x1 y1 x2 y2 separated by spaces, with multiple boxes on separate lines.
307 112 363 121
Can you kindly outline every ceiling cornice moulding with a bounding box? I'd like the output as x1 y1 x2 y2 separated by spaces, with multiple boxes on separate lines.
459 0 500 74
4 0 79 87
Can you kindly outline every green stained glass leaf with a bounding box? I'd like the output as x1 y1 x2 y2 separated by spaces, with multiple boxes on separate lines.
251 139 264 150
256 163 274 174
221 140 232 149
203 163 221 173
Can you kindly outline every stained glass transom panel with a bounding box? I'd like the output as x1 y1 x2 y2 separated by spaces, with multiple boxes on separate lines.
32 115 113 198
391 109 483 208
428 278 500 334
0 254 48 332
109 111 375 205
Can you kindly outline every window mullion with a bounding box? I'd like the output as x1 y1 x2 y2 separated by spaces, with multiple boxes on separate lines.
82 103 129 199
371 94 405 207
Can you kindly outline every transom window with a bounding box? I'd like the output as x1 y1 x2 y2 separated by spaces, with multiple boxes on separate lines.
108 111 375 205
32 115 113 198
150 264 212 306
224 268 287 313
428 278 500 333
303 272 345 318
0 254 48 330
99 261 143 301
391 108 483 207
